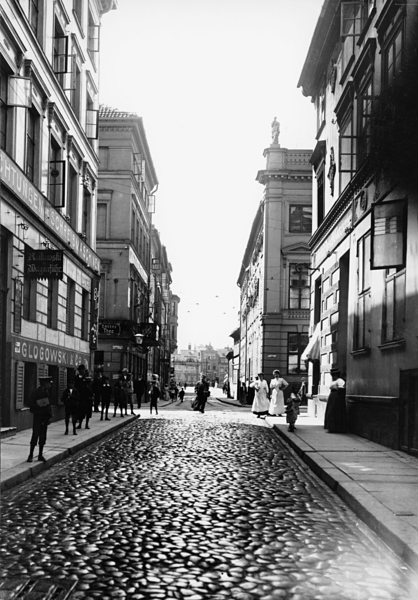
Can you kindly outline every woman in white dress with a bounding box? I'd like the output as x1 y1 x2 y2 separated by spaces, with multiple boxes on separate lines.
269 369 288 416
251 373 270 419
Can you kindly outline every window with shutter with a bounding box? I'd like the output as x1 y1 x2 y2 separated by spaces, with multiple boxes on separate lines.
15 361 25 409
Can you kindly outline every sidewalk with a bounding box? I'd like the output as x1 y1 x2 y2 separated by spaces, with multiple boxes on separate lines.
265 413 418 574
0 412 139 492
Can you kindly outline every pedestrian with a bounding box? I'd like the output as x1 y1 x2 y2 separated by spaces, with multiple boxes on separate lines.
125 372 135 415
113 370 128 417
251 374 270 419
269 369 289 416
61 379 80 435
324 369 347 433
179 387 185 402
134 376 145 408
195 375 210 413
149 379 160 415
27 376 53 462
92 370 104 412
100 376 112 421
246 377 255 405
286 388 301 432
298 377 308 406
74 364 94 429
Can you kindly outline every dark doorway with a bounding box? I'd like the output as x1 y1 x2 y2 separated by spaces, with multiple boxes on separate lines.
399 369 418 456
337 251 350 375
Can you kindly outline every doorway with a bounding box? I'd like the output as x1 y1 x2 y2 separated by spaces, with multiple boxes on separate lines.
399 369 418 456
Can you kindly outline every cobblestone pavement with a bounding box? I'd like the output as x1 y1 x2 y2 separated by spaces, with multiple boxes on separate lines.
0 411 417 600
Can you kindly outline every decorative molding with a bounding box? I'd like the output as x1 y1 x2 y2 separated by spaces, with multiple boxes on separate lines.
281 309 310 320
286 151 312 165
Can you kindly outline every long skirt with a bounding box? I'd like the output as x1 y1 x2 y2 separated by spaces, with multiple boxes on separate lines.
324 389 347 433
252 394 269 416
269 389 285 415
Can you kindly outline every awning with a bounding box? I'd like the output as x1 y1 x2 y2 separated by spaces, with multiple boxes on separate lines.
301 323 321 362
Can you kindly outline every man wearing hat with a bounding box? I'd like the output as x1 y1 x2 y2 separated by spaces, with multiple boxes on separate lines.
27 376 53 462
74 364 94 429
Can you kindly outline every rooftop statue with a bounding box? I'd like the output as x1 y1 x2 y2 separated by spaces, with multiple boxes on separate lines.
271 117 280 145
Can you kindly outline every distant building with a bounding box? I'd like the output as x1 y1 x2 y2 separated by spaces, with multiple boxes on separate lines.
237 132 312 399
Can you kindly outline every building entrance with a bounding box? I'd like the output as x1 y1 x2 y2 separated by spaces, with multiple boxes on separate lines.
400 369 418 456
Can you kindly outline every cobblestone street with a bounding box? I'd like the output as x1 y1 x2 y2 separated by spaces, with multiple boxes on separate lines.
0 407 416 600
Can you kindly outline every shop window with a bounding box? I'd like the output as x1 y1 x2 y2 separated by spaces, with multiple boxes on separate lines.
81 288 89 340
66 277 75 335
289 264 310 310
23 362 37 408
22 276 37 322
288 333 309 375
355 233 371 349
47 279 58 329
289 205 312 233
382 268 405 343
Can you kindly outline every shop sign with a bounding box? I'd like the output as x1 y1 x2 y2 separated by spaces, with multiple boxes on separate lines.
99 320 121 335
0 150 100 271
12 335 89 368
89 277 100 348
24 249 64 280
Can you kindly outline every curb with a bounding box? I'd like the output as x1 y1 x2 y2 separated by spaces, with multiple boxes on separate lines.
272 423 418 575
1 415 139 492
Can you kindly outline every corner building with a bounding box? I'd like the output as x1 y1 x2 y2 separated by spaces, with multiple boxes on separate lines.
0 1 117 431
237 136 312 396
299 0 418 453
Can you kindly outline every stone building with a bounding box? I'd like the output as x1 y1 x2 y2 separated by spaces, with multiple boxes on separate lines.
237 129 312 397
299 0 418 453
0 0 117 431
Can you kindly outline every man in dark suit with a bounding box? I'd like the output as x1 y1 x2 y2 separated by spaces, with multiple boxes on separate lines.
27 376 53 462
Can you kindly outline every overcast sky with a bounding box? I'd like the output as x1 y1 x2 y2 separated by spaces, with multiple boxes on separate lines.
99 0 323 351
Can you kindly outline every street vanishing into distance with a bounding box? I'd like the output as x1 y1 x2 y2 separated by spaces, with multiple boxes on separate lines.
0 393 416 600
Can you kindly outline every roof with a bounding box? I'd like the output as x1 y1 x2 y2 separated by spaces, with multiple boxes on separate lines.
99 104 138 119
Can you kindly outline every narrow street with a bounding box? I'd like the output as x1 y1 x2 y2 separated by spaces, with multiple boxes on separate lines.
0 398 416 600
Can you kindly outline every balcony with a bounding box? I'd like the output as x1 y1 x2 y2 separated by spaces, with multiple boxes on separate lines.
281 309 310 320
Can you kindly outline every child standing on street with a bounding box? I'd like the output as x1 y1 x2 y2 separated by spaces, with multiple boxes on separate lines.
149 380 160 415
285 389 301 432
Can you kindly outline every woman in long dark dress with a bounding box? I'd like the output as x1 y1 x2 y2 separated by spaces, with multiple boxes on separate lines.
324 369 347 433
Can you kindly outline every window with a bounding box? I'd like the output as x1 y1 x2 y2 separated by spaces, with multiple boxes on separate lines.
131 208 135 241
341 2 367 73
22 277 37 322
85 90 98 141
66 277 75 335
99 273 106 319
53 16 68 87
357 78 373 166
47 279 58 329
49 136 66 208
87 10 99 66
289 205 312 233
26 107 39 183
339 106 356 191
0 64 8 151
383 24 403 88
383 268 405 343
289 264 310 309
73 0 83 27
70 58 81 120
288 333 309 374
97 203 107 238
355 234 371 349
81 289 89 340
82 190 91 243
67 164 78 228
317 83 326 132
317 171 324 227
29 0 40 36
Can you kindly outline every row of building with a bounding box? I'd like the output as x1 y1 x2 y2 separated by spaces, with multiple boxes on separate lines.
0 1 179 433
172 344 229 387
229 0 418 455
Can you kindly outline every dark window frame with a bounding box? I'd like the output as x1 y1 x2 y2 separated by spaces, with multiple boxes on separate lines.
289 263 310 310
382 267 405 344
354 233 371 350
287 332 309 375
289 204 312 234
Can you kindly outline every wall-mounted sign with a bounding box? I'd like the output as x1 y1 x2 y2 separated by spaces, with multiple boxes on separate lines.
12 335 89 368
24 249 64 280
99 320 121 336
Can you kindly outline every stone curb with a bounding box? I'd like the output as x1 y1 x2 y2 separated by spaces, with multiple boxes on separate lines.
1 416 139 493
271 423 418 575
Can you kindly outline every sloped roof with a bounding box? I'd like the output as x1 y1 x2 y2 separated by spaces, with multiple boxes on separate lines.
99 104 138 118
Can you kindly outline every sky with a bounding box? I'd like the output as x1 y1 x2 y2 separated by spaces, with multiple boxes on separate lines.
99 0 324 351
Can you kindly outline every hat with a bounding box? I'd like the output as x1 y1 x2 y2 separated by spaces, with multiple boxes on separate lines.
102 375 109 382
273 369 280 375
122 368 128 373
77 364 85 371
258 372 264 377
39 376 53 383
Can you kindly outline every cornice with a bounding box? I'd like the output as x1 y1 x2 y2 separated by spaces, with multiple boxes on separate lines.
256 171 312 185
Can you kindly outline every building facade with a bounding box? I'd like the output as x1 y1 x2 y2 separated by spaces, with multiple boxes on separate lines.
0 0 116 431
299 0 418 453
172 345 201 386
237 132 312 399
96 105 157 382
